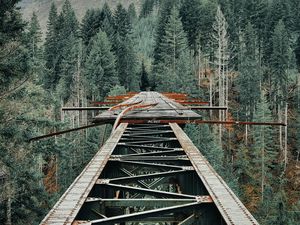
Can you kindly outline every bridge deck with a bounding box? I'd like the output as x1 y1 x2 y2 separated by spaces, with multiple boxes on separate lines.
40 92 259 225
93 92 202 123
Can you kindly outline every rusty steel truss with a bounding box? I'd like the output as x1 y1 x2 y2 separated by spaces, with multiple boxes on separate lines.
37 92 286 225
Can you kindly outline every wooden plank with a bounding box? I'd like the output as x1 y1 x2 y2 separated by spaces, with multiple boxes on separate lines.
170 123 259 225
93 92 201 123
40 123 128 225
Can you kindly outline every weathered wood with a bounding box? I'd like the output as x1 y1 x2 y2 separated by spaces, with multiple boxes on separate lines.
40 124 127 225
93 92 202 123
170 123 259 225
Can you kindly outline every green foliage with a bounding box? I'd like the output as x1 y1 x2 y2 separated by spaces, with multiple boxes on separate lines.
43 0 79 91
154 5 197 94
114 4 132 38
84 31 118 99
81 9 102 46
2 1 300 224
140 0 156 18
128 3 137 24
185 124 224 173
180 0 202 51
0 0 25 46
140 62 150 91
153 0 177 65
237 23 261 120
252 92 277 194
108 85 127 96
271 20 289 103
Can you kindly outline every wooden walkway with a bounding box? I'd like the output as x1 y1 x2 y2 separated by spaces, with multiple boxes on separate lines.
40 92 259 225
93 92 202 123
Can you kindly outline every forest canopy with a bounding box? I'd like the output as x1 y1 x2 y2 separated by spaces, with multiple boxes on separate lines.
0 0 300 224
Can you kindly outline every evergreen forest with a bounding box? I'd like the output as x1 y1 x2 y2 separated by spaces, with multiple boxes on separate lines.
0 0 300 224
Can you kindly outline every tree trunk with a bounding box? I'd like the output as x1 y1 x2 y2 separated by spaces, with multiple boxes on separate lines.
5 182 12 225
278 105 283 152
284 103 288 170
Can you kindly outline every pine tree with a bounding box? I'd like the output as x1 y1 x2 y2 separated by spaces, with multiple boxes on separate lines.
27 12 42 60
140 0 156 18
61 0 79 37
180 0 202 51
270 20 289 106
44 3 59 90
252 92 277 202
81 9 102 46
100 3 114 39
212 5 230 143
294 35 300 72
128 3 137 24
115 36 139 90
0 0 28 94
57 34 80 102
243 0 267 42
153 0 177 66
140 62 150 91
160 6 187 72
114 4 132 39
0 0 24 46
154 5 197 93
112 4 138 90
84 31 118 99
237 23 261 121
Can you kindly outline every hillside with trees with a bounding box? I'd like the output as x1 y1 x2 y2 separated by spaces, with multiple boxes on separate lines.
0 0 300 224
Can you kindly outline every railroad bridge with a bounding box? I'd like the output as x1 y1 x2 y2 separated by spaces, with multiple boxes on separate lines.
39 92 264 225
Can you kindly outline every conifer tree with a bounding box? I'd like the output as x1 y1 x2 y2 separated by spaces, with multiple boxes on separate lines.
128 3 137 24
154 5 197 94
140 62 150 91
140 0 156 18
61 0 79 37
153 0 177 66
160 6 187 72
27 12 42 60
180 0 202 51
114 4 132 39
252 92 277 202
271 20 289 105
115 36 139 90
212 5 229 143
237 23 261 121
81 9 102 46
44 3 59 90
112 4 138 90
100 3 115 39
84 31 118 99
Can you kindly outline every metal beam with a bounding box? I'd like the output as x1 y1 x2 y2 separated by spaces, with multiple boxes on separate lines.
29 123 104 142
120 119 286 126
112 155 188 161
85 198 199 207
96 182 196 199
115 149 184 157
118 143 180 151
170 123 259 225
110 160 190 169
40 123 128 225
108 170 192 183
89 202 203 225
119 138 177 145
62 107 110 111
178 214 196 225
123 130 174 136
